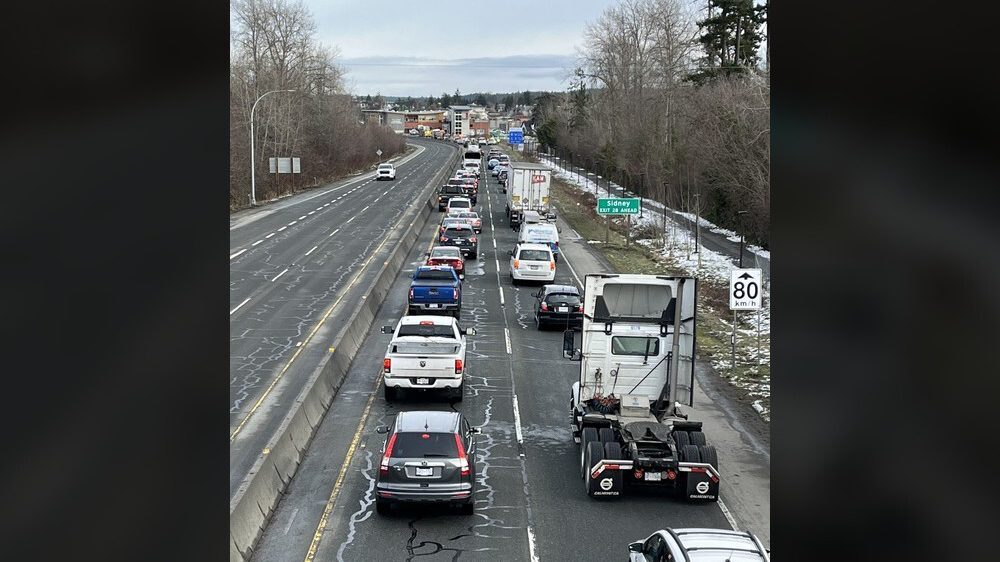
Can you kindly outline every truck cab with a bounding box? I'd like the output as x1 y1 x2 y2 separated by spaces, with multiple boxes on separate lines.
565 274 721 502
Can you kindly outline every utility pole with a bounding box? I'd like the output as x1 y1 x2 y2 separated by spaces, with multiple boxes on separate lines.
249 89 296 206
737 210 749 267
694 192 701 270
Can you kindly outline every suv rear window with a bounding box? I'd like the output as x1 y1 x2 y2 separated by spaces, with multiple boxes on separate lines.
546 293 581 306
448 200 471 209
518 249 550 261
390 432 459 458
444 228 472 237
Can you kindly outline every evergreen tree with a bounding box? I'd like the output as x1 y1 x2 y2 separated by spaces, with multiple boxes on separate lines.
522 90 533 105
475 93 488 106
569 68 588 130
441 92 452 107
503 94 514 109
692 0 767 83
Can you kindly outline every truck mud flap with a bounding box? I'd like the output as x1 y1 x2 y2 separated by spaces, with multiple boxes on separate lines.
679 462 720 502
587 459 627 498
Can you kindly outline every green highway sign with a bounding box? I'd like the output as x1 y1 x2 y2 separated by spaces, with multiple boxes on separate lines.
597 197 640 215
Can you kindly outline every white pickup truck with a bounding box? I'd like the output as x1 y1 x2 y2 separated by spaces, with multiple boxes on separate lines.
379 315 476 401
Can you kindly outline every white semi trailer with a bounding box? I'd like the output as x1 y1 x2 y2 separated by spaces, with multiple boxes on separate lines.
564 274 721 501
505 162 552 229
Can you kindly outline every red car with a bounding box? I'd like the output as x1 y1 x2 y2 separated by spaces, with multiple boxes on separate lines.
426 246 465 279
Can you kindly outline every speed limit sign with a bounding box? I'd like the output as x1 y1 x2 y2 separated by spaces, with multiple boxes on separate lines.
730 269 762 310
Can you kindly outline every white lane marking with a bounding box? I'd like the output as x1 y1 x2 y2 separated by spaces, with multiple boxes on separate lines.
512 393 523 444
560 247 585 289
492 239 496 248
299 215 307 220
288 220 297 226
527 527 540 562
499 287 505 307
252 240 264 246
308 211 316 215
230 297 250 315
718 497 740 531
323 203 330 207
277 226 287 232
504 327 512 355
229 249 247 260
345 216 355 224
304 245 318 257
265 233 276 239
328 228 341 238
361 205 370 212
271 268 289 282
283 507 300 536
316 207 323 211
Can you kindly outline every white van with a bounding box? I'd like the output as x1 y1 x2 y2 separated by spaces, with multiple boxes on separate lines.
518 222 560 262
522 210 541 224
509 243 555 284
446 197 473 214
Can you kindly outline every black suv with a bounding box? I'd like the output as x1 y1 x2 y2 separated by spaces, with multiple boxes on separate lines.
438 184 466 211
439 224 478 258
375 411 481 515
533 284 583 329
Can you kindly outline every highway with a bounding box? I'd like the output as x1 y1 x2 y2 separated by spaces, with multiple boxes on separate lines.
245 153 766 561
229 138 458 497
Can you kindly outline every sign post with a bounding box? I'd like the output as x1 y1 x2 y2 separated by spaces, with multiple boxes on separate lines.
729 268 763 369
376 148 382 164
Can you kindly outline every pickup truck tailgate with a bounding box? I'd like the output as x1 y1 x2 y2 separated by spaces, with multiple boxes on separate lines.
411 281 457 302
390 342 460 378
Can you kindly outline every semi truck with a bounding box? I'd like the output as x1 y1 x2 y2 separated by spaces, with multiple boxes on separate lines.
563 274 721 502
505 162 552 229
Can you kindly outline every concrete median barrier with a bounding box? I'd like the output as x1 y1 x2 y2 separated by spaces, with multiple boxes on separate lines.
230 144 461 561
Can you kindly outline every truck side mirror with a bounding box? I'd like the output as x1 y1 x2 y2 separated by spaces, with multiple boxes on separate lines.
628 542 642 553
470 427 482 435
562 329 582 360
464 327 477 336
380 325 394 334
375 425 390 434
508 250 514 256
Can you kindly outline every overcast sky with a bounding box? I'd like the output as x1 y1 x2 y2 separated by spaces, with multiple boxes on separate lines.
303 0 616 97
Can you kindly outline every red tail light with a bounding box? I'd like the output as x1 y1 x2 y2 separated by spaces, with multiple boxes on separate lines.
540 302 548 311
409 288 414 300
633 468 644 480
454 434 470 477
575 305 583 312
513 259 520 269
549 261 555 271
666 469 677 480
455 359 463 374
383 358 391 373
469 237 477 243
454 288 460 301
380 433 397 475
440 236 448 242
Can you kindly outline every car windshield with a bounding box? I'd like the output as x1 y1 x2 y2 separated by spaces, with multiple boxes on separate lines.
444 228 472 237
546 293 581 305
390 432 459 458
442 185 464 194
518 249 550 261
415 269 455 280
379 164 392 170
396 324 456 338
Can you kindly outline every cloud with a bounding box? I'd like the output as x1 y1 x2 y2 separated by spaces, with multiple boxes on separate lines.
339 54 577 96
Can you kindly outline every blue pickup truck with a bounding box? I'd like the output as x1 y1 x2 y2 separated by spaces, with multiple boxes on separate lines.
408 265 462 318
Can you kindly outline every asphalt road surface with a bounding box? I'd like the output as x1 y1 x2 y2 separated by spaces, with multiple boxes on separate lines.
249 155 741 562
229 138 457 497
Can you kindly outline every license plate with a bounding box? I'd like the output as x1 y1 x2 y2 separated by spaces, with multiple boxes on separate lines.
644 472 662 482
416 467 433 476
455 239 464 243
416 378 430 384
557 306 568 312
530 265 539 270
428 303 439 308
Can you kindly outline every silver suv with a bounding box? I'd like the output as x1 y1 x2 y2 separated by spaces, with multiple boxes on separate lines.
628 528 770 561
375 411 481 515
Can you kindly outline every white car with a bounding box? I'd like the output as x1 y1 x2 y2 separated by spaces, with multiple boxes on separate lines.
446 197 473 214
380 316 476 401
509 243 555 284
462 162 481 177
376 163 396 180
628 528 769 562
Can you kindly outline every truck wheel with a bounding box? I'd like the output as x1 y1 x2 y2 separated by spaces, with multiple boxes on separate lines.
583 441 605 495
452 382 464 402
579 427 598 478
689 431 707 446
376 498 391 515
603 441 622 460
598 427 615 444
459 499 474 515
673 430 690 450
452 309 461 319
680 444 702 463
384 386 398 402
698 445 719 471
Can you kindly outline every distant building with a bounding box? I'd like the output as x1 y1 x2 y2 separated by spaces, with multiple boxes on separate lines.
361 110 406 134
402 110 446 132
448 105 473 139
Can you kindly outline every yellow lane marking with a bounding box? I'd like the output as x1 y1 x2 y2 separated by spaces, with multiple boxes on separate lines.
303 369 383 562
